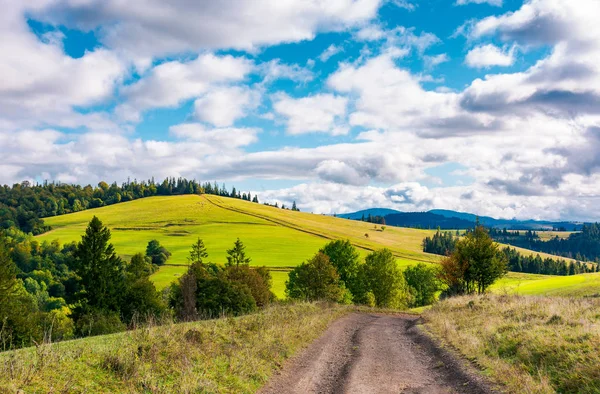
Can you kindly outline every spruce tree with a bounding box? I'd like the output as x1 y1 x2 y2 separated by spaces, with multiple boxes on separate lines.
226 238 251 267
73 216 126 311
188 238 208 265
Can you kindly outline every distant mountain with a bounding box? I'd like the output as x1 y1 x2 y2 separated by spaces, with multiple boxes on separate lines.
429 209 582 231
338 207 584 231
385 212 475 230
336 208 402 220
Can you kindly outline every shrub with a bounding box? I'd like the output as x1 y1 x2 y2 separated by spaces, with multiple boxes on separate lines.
145 240 171 266
75 310 126 337
361 249 409 308
403 263 441 307
286 252 348 302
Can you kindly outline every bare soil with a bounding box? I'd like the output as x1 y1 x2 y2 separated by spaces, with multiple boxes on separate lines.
260 313 497 394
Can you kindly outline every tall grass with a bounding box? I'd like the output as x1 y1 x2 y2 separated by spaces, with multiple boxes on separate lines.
424 295 600 393
0 302 348 393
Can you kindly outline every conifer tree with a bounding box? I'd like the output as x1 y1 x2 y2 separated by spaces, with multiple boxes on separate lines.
226 238 251 267
73 216 126 311
188 238 208 265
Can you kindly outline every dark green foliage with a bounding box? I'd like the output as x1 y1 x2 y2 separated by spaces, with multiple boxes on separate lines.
439 225 508 296
320 239 361 299
73 216 127 312
422 230 457 256
145 240 171 265
0 237 16 306
361 249 409 308
225 265 273 307
403 263 441 307
75 310 127 337
188 238 208 265
121 253 165 324
286 252 347 302
226 238 251 267
490 224 600 262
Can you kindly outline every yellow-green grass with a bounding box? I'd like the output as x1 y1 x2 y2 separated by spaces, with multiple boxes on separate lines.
491 271 600 297
515 230 576 241
424 295 600 393
0 302 349 393
36 195 442 294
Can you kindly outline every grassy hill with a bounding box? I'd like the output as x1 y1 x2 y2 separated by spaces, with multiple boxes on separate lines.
36 194 597 298
0 303 349 393
37 195 440 295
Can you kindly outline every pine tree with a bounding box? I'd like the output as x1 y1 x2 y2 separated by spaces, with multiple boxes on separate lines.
73 216 126 311
188 238 208 265
226 238 251 267
292 201 298 211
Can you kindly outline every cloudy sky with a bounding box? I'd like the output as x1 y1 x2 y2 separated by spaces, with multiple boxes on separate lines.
1 0 600 221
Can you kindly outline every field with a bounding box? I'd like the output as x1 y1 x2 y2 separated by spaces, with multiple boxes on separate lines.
36 194 598 299
0 303 349 393
424 295 600 393
37 195 440 296
492 271 600 297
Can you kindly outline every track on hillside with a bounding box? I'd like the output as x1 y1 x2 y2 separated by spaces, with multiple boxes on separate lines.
260 313 496 394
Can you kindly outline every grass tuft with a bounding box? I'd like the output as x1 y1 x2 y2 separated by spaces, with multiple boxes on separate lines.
424 295 600 393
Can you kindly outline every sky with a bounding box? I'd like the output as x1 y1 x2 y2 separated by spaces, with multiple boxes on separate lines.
1 0 600 221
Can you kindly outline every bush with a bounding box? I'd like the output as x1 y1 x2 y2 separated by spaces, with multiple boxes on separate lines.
145 240 171 266
75 310 126 337
403 263 441 307
361 249 409 309
286 252 348 302
320 240 361 299
225 265 274 307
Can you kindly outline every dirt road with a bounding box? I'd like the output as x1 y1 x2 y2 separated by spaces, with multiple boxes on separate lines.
260 313 495 394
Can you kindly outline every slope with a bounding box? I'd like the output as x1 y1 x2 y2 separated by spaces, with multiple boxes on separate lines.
36 195 441 293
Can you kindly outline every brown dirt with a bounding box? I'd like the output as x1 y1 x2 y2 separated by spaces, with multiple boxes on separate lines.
260 313 497 394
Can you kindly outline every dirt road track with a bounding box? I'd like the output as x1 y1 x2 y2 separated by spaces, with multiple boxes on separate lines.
260 313 496 394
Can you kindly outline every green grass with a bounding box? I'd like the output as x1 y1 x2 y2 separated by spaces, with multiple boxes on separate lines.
424 295 600 393
491 271 600 297
36 195 442 294
36 194 590 298
0 302 349 393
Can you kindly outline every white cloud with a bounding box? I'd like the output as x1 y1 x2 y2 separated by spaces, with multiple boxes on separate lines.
465 44 515 68
456 0 502 6
423 53 449 69
273 93 349 135
258 60 314 84
34 0 382 62
355 25 440 55
169 124 259 148
319 44 344 62
0 2 126 129
193 87 260 127
117 54 253 122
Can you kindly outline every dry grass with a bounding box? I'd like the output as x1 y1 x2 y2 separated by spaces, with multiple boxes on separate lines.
423 295 600 393
0 302 349 393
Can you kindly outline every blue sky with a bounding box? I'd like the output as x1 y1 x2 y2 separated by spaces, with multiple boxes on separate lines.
2 0 600 220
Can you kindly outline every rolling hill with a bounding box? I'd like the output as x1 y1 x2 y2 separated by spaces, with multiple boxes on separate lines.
36 194 441 295
36 194 596 298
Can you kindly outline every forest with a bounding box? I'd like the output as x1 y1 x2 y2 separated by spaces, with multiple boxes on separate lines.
423 229 599 276
0 178 259 234
489 225 600 262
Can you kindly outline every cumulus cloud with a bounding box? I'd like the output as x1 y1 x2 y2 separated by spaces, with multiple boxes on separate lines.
273 93 349 135
465 44 516 68
34 0 382 63
193 87 260 127
116 54 253 122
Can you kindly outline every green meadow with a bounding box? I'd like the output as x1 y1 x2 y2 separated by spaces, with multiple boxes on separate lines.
37 194 600 298
37 194 440 297
492 271 600 297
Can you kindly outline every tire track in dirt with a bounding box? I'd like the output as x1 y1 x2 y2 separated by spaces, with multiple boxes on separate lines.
260 313 497 394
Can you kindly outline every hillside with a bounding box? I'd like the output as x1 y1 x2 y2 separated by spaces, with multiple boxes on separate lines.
37 195 441 294
0 303 348 393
